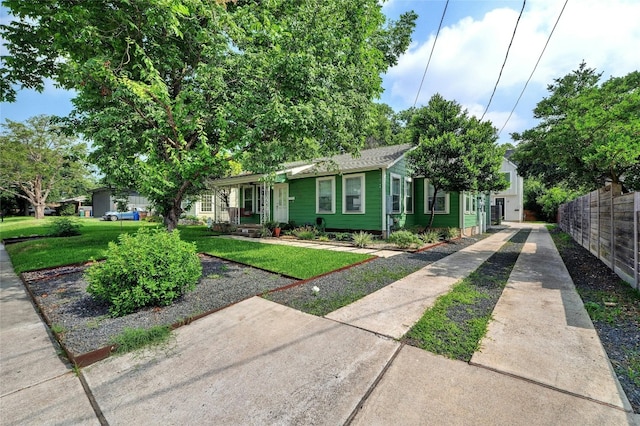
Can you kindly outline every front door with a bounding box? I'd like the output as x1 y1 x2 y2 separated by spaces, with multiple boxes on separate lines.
273 183 289 224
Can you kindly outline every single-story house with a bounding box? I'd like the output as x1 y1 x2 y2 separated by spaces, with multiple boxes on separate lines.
92 188 151 217
490 152 524 222
206 144 490 237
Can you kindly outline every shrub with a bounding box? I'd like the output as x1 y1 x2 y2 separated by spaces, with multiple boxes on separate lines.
443 227 460 241
86 228 202 317
352 231 373 248
293 225 317 240
48 217 82 237
420 229 440 244
388 230 422 248
58 204 76 216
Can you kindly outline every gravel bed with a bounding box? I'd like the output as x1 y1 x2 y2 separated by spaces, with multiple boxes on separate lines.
23 255 295 356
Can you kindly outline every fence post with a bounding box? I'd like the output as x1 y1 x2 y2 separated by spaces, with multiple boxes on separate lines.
635 191 639 290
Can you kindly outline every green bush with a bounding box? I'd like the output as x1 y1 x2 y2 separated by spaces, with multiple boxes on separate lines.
293 225 317 240
352 231 373 248
48 217 82 237
388 230 422 248
58 204 76 216
420 230 440 244
442 227 459 241
86 228 202 317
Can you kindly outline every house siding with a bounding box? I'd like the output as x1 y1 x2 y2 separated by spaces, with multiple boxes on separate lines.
288 170 384 231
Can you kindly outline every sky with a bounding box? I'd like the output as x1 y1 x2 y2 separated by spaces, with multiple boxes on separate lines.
1 0 639 144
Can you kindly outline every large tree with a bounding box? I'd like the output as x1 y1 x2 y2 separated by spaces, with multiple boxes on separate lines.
512 63 640 191
1 0 416 230
0 115 91 219
406 94 507 229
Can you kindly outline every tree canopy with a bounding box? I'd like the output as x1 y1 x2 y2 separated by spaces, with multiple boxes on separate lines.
406 94 507 228
1 0 417 230
512 62 640 191
0 115 92 218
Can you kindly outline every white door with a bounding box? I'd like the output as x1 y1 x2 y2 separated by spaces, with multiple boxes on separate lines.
273 183 289 224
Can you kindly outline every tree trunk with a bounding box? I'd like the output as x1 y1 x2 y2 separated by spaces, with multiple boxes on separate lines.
427 190 438 230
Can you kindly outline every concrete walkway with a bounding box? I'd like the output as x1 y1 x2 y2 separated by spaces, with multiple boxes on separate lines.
1 225 637 425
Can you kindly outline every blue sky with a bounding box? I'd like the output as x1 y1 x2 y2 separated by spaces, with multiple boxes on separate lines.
2 0 639 144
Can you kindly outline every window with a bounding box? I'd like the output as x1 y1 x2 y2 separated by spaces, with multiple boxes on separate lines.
243 186 253 212
390 174 401 213
502 172 512 189
404 178 414 214
200 193 213 213
316 177 335 214
464 192 476 214
425 181 449 214
343 174 365 214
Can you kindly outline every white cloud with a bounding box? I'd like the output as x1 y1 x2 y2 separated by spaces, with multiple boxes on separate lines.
381 0 640 140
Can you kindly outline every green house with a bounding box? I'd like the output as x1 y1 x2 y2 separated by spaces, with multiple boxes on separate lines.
204 144 490 236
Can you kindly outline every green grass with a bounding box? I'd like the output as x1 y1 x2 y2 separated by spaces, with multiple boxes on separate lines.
405 280 491 361
294 286 367 316
2 218 372 279
110 325 172 355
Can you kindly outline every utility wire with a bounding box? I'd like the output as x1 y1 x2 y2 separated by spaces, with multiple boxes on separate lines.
480 0 526 121
413 0 449 108
498 0 569 137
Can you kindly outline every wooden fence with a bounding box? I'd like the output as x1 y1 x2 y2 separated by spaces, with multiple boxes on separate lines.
558 183 639 290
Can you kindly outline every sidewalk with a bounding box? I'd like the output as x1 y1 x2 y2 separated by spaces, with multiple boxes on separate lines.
1 225 637 425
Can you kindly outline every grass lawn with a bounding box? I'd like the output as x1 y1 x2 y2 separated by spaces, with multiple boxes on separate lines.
1 217 372 279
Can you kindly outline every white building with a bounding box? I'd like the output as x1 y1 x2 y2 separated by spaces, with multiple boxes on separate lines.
491 154 524 222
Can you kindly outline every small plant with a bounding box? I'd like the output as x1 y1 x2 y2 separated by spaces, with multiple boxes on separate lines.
352 231 373 248
50 323 67 334
334 232 352 242
388 230 422 248
111 325 172 354
442 227 459 241
58 204 76 216
48 217 82 237
318 235 330 242
420 229 440 244
293 225 317 240
86 228 202 317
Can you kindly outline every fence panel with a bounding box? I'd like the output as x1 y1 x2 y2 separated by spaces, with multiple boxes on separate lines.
558 184 638 290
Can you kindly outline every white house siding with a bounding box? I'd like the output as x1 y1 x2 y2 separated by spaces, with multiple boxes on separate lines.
491 158 524 222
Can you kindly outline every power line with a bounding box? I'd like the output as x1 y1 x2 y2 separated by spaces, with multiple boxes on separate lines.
413 0 449 108
498 0 569 137
480 0 526 121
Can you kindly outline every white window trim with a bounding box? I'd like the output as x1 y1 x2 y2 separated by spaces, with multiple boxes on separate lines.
316 176 336 214
404 177 414 214
242 186 254 213
424 181 450 214
342 173 366 214
200 193 214 213
390 173 402 214
464 192 477 214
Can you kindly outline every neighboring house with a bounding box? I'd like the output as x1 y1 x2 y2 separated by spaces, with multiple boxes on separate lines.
92 188 151 217
490 152 524 222
207 144 490 236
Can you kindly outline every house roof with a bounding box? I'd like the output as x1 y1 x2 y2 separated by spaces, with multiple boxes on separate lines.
210 144 414 186
283 143 413 178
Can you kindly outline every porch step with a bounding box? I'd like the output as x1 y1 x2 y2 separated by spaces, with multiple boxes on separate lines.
233 224 262 238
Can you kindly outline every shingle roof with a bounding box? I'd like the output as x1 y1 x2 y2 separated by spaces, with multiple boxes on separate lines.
285 143 413 177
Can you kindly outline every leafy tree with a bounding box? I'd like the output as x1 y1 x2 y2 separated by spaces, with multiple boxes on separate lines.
512 63 640 191
537 185 580 221
406 94 507 229
1 0 417 230
364 103 411 148
0 115 91 219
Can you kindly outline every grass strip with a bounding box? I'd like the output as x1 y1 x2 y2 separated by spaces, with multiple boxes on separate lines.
403 229 530 362
111 325 172 355
2 218 372 279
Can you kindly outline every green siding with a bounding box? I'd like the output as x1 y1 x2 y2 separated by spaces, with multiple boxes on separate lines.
414 179 461 229
288 170 384 231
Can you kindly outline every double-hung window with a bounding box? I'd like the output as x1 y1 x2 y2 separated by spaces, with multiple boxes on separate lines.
200 193 213 213
316 177 335 214
464 192 476 214
404 178 414 214
390 174 401 213
343 174 365 214
425 181 449 214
